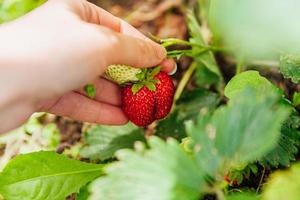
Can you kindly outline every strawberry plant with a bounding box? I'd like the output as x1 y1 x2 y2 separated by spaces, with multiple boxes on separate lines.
2 0 300 200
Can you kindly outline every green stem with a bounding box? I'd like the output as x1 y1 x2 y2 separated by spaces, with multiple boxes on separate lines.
171 62 197 111
161 38 203 48
162 38 228 52
256 166 266 194
235 57 245 74
167 50 194 57
235 60 244 74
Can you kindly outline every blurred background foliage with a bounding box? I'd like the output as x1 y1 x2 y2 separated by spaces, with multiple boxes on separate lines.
0 0 45 22
209 0 300 63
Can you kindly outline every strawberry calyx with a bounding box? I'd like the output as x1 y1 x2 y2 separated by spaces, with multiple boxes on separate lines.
131 66 161 94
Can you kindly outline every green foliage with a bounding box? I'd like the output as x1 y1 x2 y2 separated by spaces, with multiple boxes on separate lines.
80 123 145 161
225 70 300 167
224 71 278 99
77 185 90 200
88 137 204 200
156 89 220 140
187 12 223 88
261 113 300 167
227 163 258 185
279 54 300 84
263 163 300 200
155 110 186 140
292 92 300 106
209 0 300 62
226 193 260 200
0 151 103 200
176 88 220 120
0 0 46 23
186 89 290 177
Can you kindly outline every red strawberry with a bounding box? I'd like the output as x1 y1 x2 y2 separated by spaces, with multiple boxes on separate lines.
224 175 238 186
153 72 175 119
121 86 155 127
121 70 175 127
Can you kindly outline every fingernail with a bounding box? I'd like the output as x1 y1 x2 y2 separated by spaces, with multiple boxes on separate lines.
168 63 178 75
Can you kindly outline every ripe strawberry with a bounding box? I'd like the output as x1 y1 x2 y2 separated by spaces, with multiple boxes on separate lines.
121 69 175 127
105 65 142 84
121 86 155 127
224 175 238 186
153 72 175 119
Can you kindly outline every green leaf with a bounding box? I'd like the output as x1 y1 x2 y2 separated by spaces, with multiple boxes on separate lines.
155 111 186 140
263 163 300 200
226 193 260 200
279 54 300 84
176 88 220 120
88 137 205 200
194 64 221 87
84 84 96 99
260 112 300 167
135 69 146 81
293 92 300 106
224 70 300 167
0 151 103 200
76 185 90 200
144 81 156 91
148 66 161 78
227 163 258 185
186 89 291 177
132 83 144 94
224 70 278 99
187 12 223 88
80 123 145 161
249 163 258 174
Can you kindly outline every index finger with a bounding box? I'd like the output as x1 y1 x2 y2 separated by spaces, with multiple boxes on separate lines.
84 1 175 73
84 2 145 39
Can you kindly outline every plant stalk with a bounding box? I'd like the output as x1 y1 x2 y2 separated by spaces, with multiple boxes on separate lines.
171 62 197 111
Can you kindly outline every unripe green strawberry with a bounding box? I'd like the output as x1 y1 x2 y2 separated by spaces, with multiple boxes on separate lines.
105 64 142 84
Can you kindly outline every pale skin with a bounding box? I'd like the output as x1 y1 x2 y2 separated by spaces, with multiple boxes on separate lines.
0 0 175 133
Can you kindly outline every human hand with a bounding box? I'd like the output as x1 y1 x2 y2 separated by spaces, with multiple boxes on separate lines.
0 0 175 132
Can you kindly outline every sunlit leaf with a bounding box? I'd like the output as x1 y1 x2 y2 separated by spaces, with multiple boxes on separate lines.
0 151 103 200
224 70 278 99
263 163 300 200
88 137 204 200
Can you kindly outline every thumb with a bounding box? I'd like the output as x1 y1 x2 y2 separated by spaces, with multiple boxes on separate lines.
106 31 167 68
